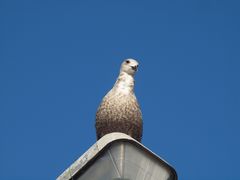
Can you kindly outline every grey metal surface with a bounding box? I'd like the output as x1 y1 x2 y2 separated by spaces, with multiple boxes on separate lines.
57 132 177 180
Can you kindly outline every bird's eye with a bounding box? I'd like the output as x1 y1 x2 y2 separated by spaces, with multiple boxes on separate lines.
125 60 130 64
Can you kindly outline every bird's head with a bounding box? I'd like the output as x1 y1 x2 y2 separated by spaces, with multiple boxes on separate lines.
120 58 139 76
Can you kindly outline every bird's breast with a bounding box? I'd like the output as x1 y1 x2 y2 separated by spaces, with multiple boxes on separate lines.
96 92 142 123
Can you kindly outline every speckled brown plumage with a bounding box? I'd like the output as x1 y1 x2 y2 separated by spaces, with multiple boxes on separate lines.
95 59 143 142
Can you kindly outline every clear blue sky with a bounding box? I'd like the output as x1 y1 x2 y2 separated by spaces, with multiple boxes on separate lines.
0 0 239 179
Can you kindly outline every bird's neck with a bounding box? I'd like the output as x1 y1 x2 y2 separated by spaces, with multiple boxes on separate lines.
114 72 135 94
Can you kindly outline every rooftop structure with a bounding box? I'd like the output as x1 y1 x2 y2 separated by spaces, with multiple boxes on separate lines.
57 132 177 180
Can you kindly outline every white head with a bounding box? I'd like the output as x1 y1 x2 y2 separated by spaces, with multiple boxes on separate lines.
120 58 139 76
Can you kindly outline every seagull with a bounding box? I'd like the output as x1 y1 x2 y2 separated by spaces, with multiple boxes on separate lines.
95 58 143 142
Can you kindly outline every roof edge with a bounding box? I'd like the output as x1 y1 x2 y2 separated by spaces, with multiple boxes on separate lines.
57 132 177 180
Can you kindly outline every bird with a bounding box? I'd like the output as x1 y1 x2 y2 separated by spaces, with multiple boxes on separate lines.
95 58 143 142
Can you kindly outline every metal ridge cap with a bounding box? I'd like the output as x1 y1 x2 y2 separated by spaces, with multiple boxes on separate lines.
57 132 177 180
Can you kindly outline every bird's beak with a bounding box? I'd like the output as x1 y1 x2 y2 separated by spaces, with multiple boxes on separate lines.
131 65 138 71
